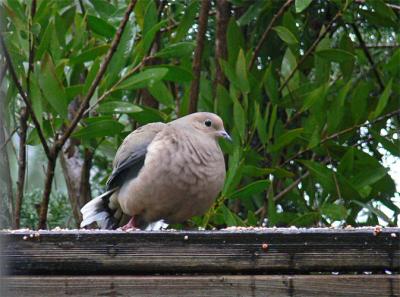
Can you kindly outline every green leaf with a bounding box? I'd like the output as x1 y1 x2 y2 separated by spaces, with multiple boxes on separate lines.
90 0 117 18
350 81 371 124
273 26 298 45
106 21 136 87
38 53 68 119
147 81 174 107
87 15 116 39
144 1 158 34
338 148 354 176
339 34 355 81
352 201 392 224
300 160 335 193
172 1 199 42
220 204 237 227
83 59 101 94
222 146 241 195
135 0 157 35
290 212 320 227
247 210 258 226
130 106 166 125
369 79 393 119
233 97 246 142
371 130 400 157
227 17 244 65
237 1 265 26
263 65 279 104
255 103 267 145
320 203 347 221
281 48 299 91
268 104 277 141
73 119 124 139
116 68 169 90
307 127 320 150
159 65 193 82
315 49 355 63
97 101 142 114
350 166 388 190
70 45 109 65
220 60 240 90
242 166 275 177
269 128 303 152
131 20 167 63
65 84 83 101
369 0 397 24
228 180 270 200
155 42 195 59
295 0 312 13
235 49 249 94
36 20 53 61
301 83 328 112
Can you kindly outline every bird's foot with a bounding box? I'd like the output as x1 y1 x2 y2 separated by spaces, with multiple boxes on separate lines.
120 216 139 231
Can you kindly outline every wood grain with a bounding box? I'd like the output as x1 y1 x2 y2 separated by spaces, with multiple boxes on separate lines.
3 275 399 297
1 228 399 274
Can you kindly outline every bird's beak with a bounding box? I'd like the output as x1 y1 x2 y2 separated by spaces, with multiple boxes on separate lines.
218 130 232 142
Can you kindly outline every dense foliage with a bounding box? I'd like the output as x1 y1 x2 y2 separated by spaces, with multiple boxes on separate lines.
0 0 399 229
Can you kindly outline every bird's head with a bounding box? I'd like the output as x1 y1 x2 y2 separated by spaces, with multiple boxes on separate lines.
180 112 231 142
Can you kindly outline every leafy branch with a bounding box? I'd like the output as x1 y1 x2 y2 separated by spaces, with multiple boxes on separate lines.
37 0 137 229
279 11 342 92
0 36 51 158
249 0 294 70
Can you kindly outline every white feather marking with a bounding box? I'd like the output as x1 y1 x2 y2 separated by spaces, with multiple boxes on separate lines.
80 188 118 228
145 220 169 231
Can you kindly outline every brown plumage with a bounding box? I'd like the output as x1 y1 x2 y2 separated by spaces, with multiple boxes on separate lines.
80 112 230 229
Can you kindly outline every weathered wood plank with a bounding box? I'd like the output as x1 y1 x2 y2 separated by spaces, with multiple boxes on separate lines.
3 275 399 297
1 228 399 274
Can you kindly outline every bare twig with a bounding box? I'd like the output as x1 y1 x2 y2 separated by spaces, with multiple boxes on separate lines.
351 23 385 91
0 95 14 226
38 0 137 229
0 62 7 83
78 0 86 14
0 127 17 152
188 0 211 113
282 108 400 166
79 148 93 207
214 0 230 91
248 0 294 70
38 154 56 229
0 35 50 158
279 12 341 92
386 3 400 11
14 0 37 229
14 108 28 228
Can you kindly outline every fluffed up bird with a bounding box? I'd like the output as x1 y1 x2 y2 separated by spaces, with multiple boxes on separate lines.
80 112 231 230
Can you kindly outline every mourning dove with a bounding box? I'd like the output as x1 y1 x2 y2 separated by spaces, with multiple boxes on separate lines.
80 112 231 230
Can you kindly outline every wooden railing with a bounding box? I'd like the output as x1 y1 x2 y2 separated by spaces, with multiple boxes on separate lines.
1 227 399 296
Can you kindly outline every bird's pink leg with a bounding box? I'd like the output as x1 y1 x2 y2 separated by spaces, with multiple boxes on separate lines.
121 216 139 231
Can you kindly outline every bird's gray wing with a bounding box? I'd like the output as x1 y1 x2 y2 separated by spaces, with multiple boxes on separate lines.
106 122 166 190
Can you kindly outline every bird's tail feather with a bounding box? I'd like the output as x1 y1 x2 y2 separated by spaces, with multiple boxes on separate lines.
80 189 119 229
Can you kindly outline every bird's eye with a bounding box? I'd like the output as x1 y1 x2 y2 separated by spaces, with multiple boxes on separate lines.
204 119 212 127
